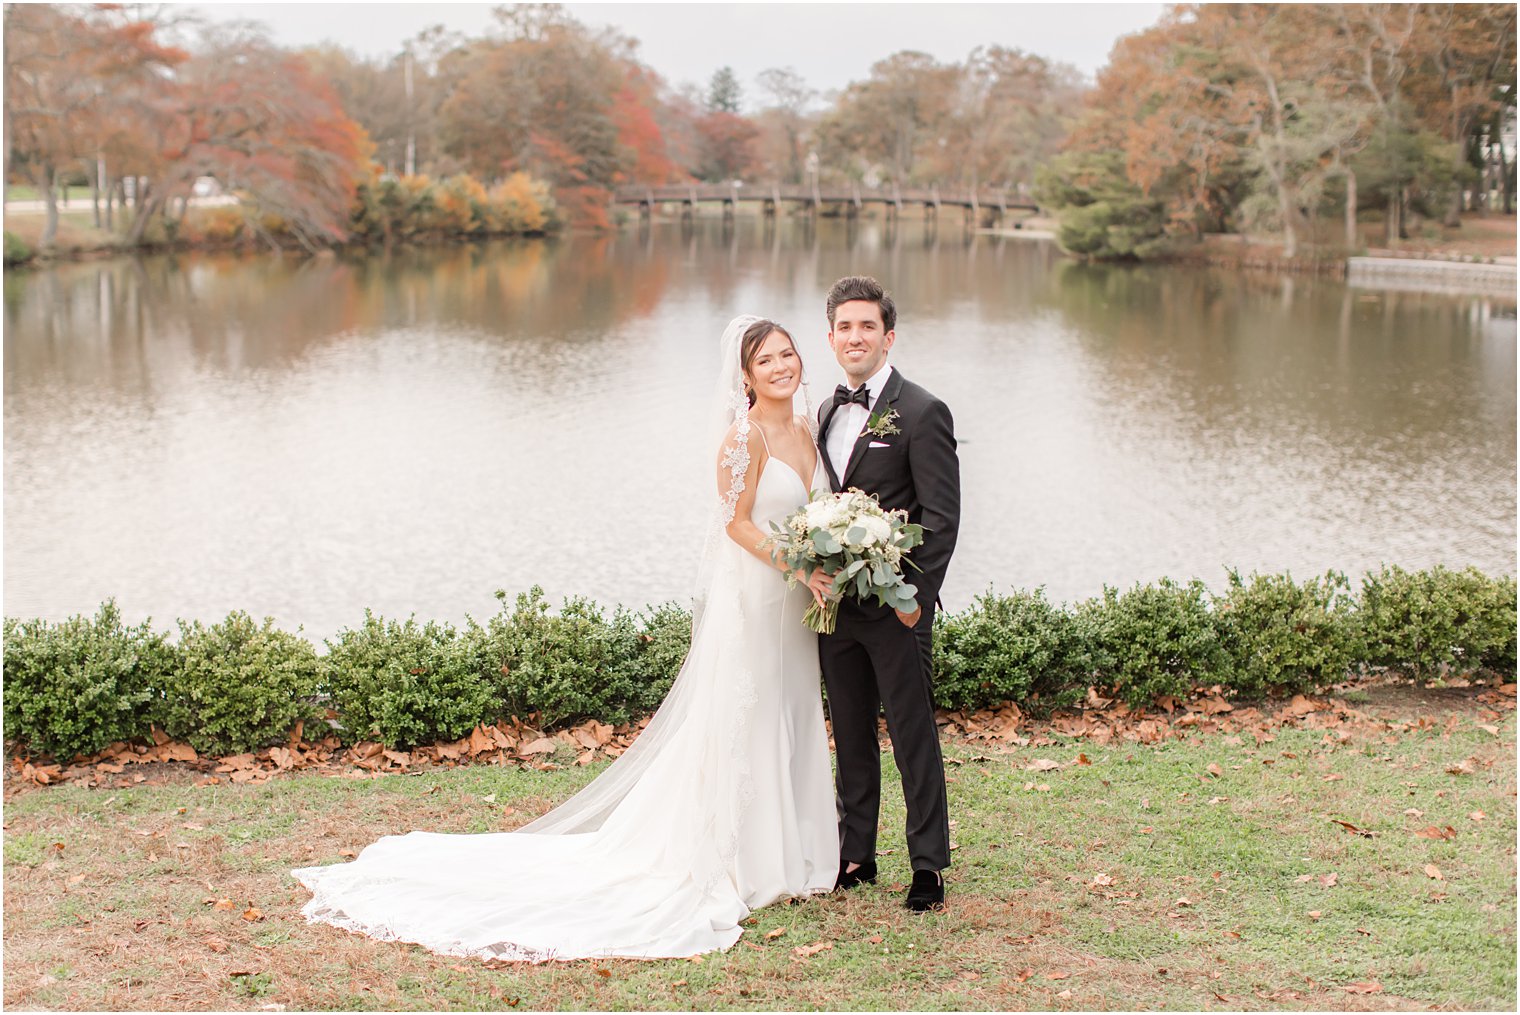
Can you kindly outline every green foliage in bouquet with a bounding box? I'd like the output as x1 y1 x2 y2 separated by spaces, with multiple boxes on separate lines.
2 600 173 761
770 489 925 632
157 612 321 756
1079 578 1229 708
1356 565 1517 680
1213 569 1360 697
323 611 496 748
932 589 1087 714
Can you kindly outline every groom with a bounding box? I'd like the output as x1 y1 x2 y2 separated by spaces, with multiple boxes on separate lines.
815 275 960 912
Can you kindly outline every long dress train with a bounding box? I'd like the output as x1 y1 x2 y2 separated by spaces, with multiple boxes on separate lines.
291 455 836 961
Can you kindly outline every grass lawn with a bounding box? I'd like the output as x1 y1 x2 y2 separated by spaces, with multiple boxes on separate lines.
3 691 1513 1011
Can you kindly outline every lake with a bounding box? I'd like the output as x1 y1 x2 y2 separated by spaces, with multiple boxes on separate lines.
4 217 1514 640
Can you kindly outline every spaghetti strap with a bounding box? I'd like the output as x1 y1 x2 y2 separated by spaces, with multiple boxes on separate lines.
753 421 771 455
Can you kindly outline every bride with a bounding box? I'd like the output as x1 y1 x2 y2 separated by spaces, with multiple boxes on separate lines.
292 316 840 961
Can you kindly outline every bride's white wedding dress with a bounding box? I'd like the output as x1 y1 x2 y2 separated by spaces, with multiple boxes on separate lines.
292 436 837 961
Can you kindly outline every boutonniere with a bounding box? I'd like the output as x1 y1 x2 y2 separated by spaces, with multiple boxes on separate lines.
863 407 900 439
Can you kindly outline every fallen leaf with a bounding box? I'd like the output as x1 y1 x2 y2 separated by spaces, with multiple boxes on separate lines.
1047 970 1070 980
1330 819 1374 838
241 906 264 922
1321 774 1344 782
339 849 358 859
1026 759 1061 772
1175 896 1192 907
1469 810 1486 822
1307 910 1322 920
1056 989 1073 999
793 941 833 957
1403 808 1424 817
1343 981 1383 995
594 968 610 978
1013 969 1033 983
1424 864 1444 881
211 898 235 911
206 936 229 953
1206 763 1223 778
1320 873 1338 888
868 935 883 944
1445 758 1476 776
671 979 688 987
1075 753 1091 766
1090 873 1115 887
1413 826 1456 841
764 927 786 940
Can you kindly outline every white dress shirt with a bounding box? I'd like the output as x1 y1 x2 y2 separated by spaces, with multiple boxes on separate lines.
825 362 894 482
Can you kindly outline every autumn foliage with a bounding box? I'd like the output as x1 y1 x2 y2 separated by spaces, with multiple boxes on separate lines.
1040 3 1517 259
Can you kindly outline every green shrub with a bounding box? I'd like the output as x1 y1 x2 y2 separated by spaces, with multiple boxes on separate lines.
635 600 693 697
1080 578 1228 707
479 587 662 728
932 589 1087 713
157 612 319 755
2 601 172 761
1357 565 1518 680
4 230 33 265
1214 570 1358 697
324 612 494 748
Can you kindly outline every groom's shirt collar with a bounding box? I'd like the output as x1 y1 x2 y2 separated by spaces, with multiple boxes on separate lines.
827 362 894 481
859 361 893 403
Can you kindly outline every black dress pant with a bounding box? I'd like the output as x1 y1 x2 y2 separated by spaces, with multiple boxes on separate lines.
819 603 949 872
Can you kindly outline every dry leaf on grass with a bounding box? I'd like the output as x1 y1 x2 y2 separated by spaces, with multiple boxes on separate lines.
1330 819 1374 837
764 927 786 940
1343 981 1383 994
1413 826 1456 841
793 941 833 957
1424 864 1444 881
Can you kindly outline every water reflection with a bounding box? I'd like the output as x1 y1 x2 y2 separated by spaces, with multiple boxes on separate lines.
5 219 1514 639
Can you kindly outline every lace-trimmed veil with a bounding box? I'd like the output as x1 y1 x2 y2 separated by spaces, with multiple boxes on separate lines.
516 315 811 863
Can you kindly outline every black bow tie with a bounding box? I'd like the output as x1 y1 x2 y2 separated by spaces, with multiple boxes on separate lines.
833 384 871 409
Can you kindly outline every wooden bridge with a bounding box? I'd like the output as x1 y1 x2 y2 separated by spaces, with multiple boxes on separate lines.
613 182 1039 227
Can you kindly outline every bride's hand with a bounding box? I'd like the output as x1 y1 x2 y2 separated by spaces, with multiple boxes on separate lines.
799 567 832 608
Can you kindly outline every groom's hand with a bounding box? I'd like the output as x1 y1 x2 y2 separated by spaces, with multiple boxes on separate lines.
894 605 922 628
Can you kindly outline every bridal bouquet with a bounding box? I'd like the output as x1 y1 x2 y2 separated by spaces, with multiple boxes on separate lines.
767 489 924 634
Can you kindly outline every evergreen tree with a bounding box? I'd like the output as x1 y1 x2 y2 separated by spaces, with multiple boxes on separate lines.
707 66 741 113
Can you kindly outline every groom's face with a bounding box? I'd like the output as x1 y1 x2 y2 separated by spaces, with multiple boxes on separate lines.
828 300 895 385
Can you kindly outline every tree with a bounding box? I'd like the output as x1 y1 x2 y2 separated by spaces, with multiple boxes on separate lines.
694 111 758 181
125 24 371 248
1036 149 1169 259
3 3 186 248
707 66 741 113
755 67 814 183
814 51 959 184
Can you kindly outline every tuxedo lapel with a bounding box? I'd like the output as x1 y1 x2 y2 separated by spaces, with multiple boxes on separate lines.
841 369 906 489
817 400 843 490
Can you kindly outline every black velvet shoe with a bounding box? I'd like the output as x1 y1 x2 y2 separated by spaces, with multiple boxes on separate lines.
834 858 877 890
904 869 945 912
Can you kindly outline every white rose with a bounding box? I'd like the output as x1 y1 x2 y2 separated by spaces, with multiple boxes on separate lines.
856 515 892 547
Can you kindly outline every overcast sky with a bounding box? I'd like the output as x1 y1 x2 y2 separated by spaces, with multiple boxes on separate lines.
188 2 1168 103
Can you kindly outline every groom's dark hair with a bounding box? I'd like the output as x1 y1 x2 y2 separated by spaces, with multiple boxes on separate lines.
826 276 896 333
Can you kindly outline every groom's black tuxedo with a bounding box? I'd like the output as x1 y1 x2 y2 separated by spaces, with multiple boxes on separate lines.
817 367 960 874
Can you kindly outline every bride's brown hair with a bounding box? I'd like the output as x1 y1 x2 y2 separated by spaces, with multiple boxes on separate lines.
739 319 802 408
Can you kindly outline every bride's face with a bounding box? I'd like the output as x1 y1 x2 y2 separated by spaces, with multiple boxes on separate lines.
745 330 802 403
